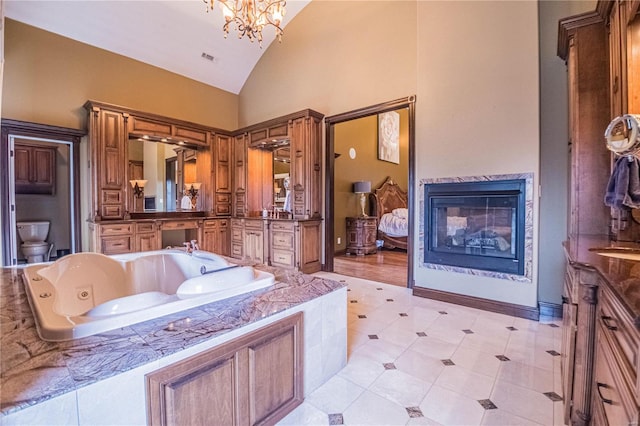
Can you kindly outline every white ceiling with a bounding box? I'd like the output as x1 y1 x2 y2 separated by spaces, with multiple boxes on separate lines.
4 0 310 94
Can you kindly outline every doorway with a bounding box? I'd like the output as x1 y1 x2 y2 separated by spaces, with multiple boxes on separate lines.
1 120 84 266
324 96 416 287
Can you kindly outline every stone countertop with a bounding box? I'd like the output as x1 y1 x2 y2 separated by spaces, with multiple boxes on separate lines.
0 262 344 416
564 234 640 328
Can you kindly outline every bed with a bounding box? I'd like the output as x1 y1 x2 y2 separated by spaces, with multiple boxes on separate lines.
369 176 408 250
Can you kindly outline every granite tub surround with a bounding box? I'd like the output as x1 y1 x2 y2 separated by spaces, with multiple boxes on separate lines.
419 173 534 283
0 263 347 425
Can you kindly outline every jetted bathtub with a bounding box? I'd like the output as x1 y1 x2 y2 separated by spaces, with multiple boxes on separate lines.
22 250 275 341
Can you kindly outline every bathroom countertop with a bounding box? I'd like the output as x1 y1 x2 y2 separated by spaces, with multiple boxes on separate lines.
564 234 640 328
0 260 345 416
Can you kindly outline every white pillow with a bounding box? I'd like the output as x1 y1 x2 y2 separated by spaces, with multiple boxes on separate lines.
392 208 408 219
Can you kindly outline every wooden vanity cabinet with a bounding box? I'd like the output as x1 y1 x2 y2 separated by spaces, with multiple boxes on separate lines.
289 114 323 220
14 143 56 195
244 218 267 264
558 12 611 238
202 218 230 256
146 312 303 426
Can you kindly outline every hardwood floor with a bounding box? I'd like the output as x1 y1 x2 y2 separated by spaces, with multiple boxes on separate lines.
332 249 408 287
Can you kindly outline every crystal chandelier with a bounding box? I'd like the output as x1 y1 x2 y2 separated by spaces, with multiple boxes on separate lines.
205 0 287 46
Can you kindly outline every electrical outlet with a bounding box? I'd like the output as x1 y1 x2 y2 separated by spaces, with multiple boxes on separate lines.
337 237 341 245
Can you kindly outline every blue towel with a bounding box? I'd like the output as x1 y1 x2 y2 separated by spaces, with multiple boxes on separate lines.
605 156 640 209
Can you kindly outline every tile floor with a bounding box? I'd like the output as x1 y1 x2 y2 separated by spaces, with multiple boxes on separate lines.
278 273 565 426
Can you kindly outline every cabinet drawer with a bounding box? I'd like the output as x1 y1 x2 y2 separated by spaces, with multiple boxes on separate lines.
271 221 295 232
162 220 200 230
231 242 243 258
218 219 228 228
272 231 294 249
101 223 132 236
101 190 122 203
244 219 264 231
216 204 231 215
594 324 637 426
101 205 123 219
204 220 219 230
101 236 132 254
136 222 155 233
231 228 243 242
597 285 639 387
271 249 295 268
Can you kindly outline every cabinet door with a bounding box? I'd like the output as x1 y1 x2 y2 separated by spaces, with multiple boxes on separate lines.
217 222 230 256
14 144 56 195
135 233 158 252
215 135 232 193
234 135 247 217
146 313 303 426
298 221 321 273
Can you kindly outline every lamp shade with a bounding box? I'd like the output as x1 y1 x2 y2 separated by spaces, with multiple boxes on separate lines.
353 181 371 193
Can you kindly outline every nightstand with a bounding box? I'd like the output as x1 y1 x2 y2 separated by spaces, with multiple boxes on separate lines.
346 216 377 255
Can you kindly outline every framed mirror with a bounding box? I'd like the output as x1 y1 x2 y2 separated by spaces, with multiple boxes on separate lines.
128 138 198 213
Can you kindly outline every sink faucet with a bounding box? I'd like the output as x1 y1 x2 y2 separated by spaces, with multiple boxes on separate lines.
182 240 199 254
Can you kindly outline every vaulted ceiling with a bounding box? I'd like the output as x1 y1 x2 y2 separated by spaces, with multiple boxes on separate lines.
5 0 310 95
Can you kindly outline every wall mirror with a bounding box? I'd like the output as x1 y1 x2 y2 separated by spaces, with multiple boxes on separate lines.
273 147 291 213
127 138 198 213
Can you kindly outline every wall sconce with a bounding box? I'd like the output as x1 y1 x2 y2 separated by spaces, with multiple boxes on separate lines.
184 182 202 209
353 181 371 217
129 179 148 198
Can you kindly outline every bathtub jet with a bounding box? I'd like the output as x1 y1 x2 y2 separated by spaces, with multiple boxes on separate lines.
22 250 275 342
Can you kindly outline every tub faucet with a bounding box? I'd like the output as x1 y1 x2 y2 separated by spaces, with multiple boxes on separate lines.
191 240 200 251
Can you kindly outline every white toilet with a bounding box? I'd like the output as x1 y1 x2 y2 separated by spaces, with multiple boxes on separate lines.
17 221 51 263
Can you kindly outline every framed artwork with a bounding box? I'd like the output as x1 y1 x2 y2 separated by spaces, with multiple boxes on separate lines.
378 111 400 164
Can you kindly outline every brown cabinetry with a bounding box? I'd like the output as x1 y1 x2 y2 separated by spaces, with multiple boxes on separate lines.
244 218 267 264
346 217 377 255
134 222 158 252
202 218 230 256
270 221 296 269
146 313 303 426
14 143 56 195
559 12 611 238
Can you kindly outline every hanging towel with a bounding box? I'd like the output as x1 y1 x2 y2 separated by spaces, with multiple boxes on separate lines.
605 156 640 209
625 157 640 208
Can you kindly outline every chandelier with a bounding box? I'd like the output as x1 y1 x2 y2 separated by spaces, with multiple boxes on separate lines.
205 0 287 46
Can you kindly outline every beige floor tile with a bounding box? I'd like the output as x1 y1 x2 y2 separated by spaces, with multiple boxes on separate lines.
420 385 486 426
369 369 432 407
490 380 555 425
451 346 503 378
278 401 329 426
434 364 495 400
480 409 544 425
409 335 459 360
394 348 445 384
306 374 365 414
342 390 409 425
338 353 385 389
351 336 408 364
497 359 554 393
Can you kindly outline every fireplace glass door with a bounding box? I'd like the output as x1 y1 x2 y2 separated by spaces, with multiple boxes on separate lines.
424 180 525 275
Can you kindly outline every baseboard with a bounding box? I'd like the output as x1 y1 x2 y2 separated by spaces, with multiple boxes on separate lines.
412 287 540 321
538 301 563 319
334 249 347 256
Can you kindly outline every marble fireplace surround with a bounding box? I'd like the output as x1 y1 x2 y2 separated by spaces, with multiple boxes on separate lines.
419 173 534 283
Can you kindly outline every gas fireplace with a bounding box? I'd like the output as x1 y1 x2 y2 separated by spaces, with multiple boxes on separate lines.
423 179 526 276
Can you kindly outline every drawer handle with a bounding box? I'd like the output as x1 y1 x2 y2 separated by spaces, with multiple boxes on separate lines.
596 382 613 405
111 228 123 232
601 315 618 331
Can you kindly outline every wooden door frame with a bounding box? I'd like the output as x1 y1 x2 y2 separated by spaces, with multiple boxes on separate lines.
1 119 85 266
323 96 416 288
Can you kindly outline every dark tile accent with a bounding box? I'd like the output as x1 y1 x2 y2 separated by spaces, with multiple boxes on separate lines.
438 311 448 315
347 288 351 291
543 392 563 402
406 406 424 418
386 298 394 302
340 280 347 283
358 315 367 319
350 300 358 303
441 359 455 366
416 332 427 337
328 413 344 425
549 323 560 328
383 362 397 370
462 329 474 334
495 355 510 361
506 326 518 331
399 313 408 317
546 350 561 356
478 399 498 410
377 287 383 290
368 334 379 340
